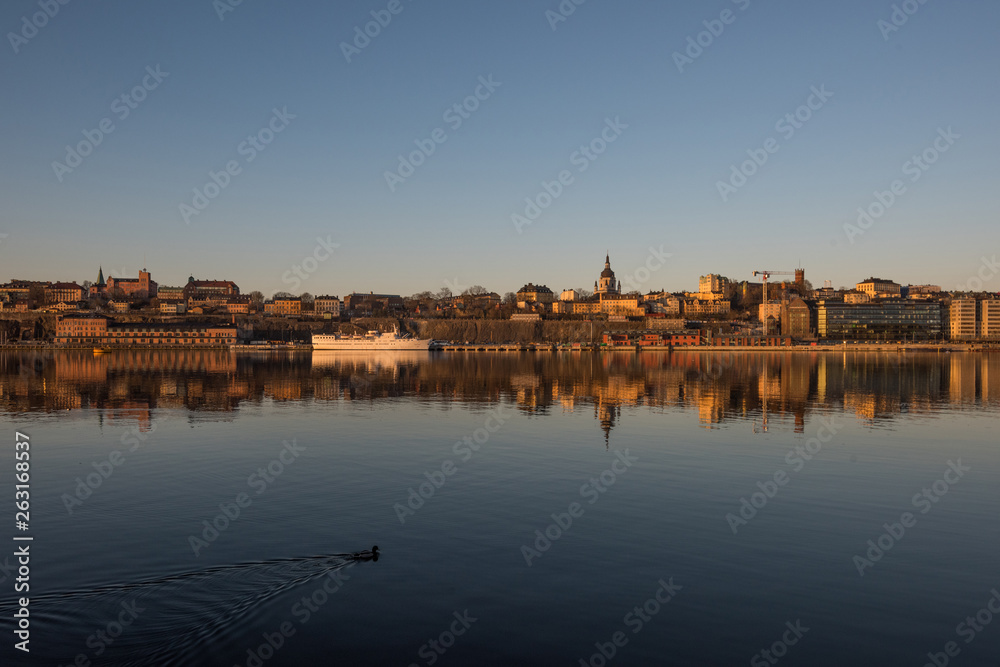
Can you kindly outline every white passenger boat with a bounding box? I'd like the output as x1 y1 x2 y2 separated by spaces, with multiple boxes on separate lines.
311 329 434 351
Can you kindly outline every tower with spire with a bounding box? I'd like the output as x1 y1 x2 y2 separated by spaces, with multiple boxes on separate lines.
594 253 620 296
88 266 107 298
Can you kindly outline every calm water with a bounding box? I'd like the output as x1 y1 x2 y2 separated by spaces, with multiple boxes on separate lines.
1 349 999 666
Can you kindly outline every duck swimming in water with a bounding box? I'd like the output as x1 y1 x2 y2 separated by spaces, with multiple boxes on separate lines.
354 545 379 561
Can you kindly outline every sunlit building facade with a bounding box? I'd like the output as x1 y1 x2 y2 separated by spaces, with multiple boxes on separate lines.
817 300 942 340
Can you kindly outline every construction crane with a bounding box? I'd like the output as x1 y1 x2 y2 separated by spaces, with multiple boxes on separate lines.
752 270 797 303
752 270 798 336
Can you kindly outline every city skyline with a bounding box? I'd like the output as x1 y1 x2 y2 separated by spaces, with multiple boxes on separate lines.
6 253 995 302
1 1 998 296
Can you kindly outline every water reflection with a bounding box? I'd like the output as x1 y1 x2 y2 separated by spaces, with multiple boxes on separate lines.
2 350 998 437
0 551 374 666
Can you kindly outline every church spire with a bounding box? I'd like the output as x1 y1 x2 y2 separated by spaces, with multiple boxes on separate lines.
97 266 104 285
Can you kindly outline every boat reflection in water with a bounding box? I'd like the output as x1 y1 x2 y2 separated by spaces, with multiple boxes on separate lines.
310 350 430 370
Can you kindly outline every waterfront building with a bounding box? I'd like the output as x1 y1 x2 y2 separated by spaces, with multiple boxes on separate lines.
949 298 1000 340
103 323 237 346
55 316 107 343
782 297 814 339
55 316 236 346
708 335 793 347
950 299 978 340
817 300 942 340
602 331 701 347
982 300 1000 339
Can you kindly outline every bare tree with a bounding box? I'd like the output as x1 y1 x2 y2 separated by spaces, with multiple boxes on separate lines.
28 285 46 308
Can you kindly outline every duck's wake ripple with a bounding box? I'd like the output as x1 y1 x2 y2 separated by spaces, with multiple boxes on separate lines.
1 553 365 666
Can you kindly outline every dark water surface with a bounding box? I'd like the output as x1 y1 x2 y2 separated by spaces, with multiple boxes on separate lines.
1 349 998 666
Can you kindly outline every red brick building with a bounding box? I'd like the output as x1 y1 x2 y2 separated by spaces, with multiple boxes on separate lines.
708 335 793 347
183 277 240 300
92 268 157 299
602 331 702 347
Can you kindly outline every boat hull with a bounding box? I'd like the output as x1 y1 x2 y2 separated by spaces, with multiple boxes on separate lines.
311 334 432 351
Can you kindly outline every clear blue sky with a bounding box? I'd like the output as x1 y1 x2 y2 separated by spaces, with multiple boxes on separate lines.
1 0 997 297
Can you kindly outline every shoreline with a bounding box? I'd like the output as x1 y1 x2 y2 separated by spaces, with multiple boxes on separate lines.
0 343 996 353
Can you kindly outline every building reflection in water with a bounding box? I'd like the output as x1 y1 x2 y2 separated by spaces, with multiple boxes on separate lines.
2 350 998 444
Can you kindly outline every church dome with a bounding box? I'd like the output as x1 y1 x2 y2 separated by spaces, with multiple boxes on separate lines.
600 254 614 278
